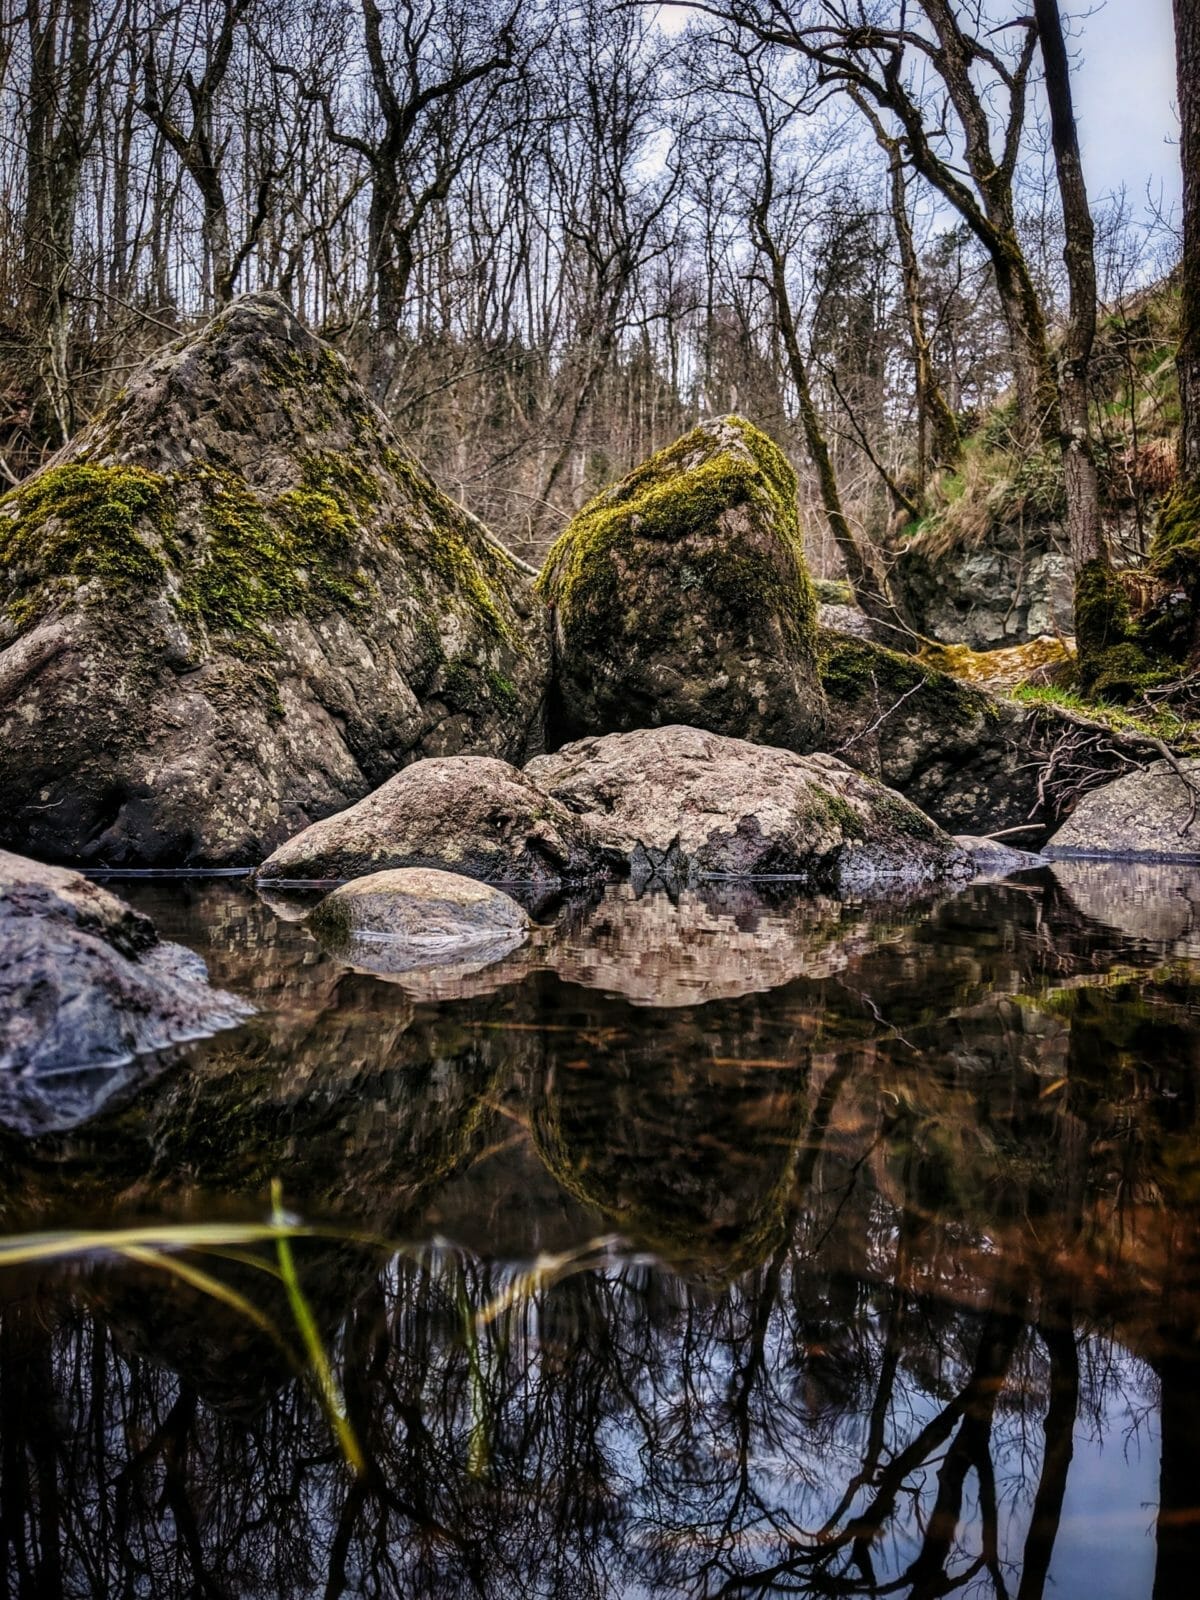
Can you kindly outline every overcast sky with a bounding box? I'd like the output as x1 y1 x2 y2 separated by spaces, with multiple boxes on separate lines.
1071 0 1180 212
659 1 1182 220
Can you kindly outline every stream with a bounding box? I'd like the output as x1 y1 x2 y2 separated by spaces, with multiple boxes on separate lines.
1 865 1198 1598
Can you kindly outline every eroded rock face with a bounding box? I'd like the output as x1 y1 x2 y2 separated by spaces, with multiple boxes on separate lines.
0 849 252 1131
537 415 827 751
308 867 530 975
525 725 969 890
257 754 609 886
899 520 1074 649
0 294 547 867
1046 759 1200 861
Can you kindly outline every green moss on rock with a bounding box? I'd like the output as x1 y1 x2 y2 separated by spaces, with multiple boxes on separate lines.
0 464 175 629
538 416 817 655
817 629 990 733
183 468 371 638
441 657 521 717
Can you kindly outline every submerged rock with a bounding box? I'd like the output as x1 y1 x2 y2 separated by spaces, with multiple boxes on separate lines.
257 754 608 886
537 415 827 751
0 293 547 867
525 725 969 890
1046 759 1200 861
308 866 530 973
0 849 251 1131
954 835 1048 875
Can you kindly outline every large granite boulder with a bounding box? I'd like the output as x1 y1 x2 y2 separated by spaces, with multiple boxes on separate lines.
524 725 969 891
0 294 547 866
537 415 827 751
0 849 251 1131
818 628 1160 838
257 754 609 886
1046 759 1200 861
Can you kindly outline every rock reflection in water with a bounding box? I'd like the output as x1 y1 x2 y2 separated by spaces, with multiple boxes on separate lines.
0 873 1198 1597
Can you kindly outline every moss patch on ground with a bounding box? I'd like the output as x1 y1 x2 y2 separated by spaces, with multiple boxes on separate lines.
538 415 817 656
1010 682 1200 752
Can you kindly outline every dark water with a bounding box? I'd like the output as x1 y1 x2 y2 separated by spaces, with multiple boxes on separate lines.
2 865 1200 1599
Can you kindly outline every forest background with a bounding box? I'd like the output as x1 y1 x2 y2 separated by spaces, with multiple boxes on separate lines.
0 0 1191 651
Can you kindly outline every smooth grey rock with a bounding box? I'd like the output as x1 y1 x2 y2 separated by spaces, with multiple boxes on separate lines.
257 754 608 886
1046 759 1200 861
538 415 827 752
308 867 530 974
0 293 547 867
0 848 253 1130
525 725 969 890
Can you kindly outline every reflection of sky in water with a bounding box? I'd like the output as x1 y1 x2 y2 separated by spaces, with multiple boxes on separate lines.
1052 1349 1160 1600
1 871 1199 1596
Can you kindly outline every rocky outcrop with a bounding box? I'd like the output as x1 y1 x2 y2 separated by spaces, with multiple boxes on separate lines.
1045 759 1200 860
818 628 1161 838
308 866 530 976
0 293 547 867
537 415 827 751
0 849 251 1131
899 519 1074 648
257 754 609 886
525 725 969 891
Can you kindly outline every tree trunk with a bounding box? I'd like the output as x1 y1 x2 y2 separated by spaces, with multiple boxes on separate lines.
760 228 917 650
21 0 93 442
1175 0 1200 485
888 155 959 478
1035 0 1116 688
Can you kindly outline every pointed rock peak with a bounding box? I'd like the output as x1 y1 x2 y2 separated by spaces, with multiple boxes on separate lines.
0 298 548 867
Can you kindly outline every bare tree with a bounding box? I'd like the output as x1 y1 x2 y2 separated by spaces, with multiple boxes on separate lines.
1033 0 1114 686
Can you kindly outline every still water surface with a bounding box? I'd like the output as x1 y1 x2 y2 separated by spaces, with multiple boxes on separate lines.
1 866 1199 1598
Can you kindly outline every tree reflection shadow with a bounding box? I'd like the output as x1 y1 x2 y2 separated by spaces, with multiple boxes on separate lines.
0 875 1198 1597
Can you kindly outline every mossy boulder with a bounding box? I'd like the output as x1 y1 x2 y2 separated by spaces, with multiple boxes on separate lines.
818 627 1161 837
536 415 827 751
0 293 548 865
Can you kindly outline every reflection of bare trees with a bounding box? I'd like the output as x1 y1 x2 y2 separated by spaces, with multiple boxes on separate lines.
0 875 1199 1595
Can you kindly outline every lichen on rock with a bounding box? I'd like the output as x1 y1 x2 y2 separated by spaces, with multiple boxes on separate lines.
537 415 827 751
524 724 968 891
